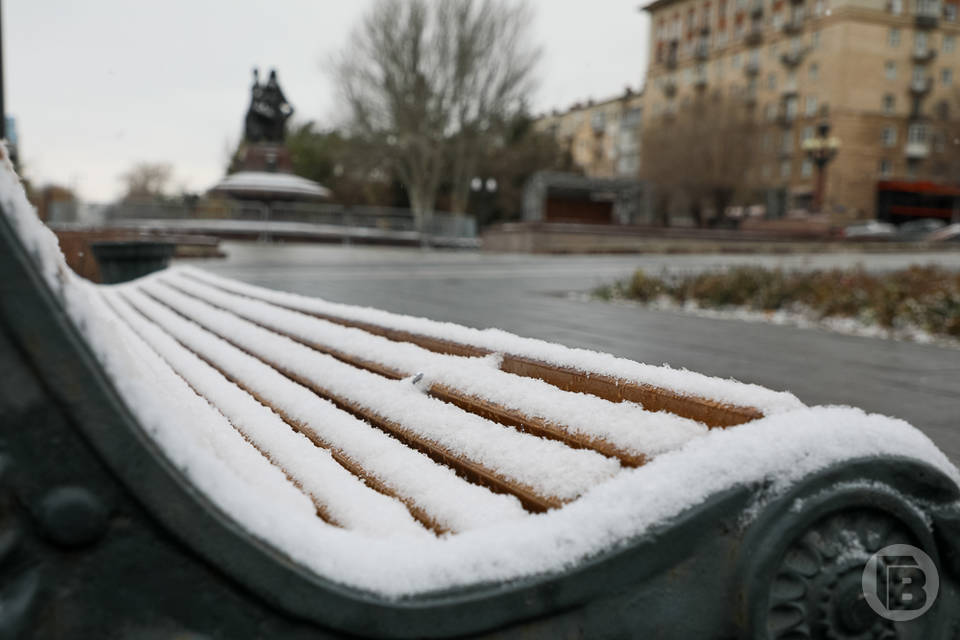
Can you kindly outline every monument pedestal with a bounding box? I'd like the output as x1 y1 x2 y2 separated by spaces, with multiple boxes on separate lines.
234 143 293 173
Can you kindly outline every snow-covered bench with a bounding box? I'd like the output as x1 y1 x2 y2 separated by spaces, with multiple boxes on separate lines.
1 148 959 639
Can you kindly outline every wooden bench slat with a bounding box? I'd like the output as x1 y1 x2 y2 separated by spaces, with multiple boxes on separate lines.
134 287 580 514
162 277 649 467
181 271 763 428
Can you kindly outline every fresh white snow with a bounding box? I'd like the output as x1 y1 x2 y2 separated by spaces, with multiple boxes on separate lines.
102 288 429 538
1 146 957 599
133 280 622 502
180 266 805 415
159 271 709 460
118 286 528 533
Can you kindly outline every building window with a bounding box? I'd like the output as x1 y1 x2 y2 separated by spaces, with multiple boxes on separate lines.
889 0 903 13
880 159 892 176
763 131 772 150
908 122 929 144
623 107 643 128
782 130 793 152
591 111 606 131
883 93 895 114
805 95 819 116
937 99 950 119
882 126 898 146
802 125 815 140
917 0 939 17
802 158 813 177
885 61 897 79
943 67 953 85
766 102 777 121
934 131 947 151
733 52 742 67
785 94 799 118
945 35 957 52
780 159 792 178
769 42 778 57
809 62 819 80
946 2 958 20
889 27 901 47
912 65 926 83
812 31 821 48
767 72 777 89
814 0 826 15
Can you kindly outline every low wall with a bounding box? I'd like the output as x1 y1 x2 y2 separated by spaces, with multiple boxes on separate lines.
481 222 959 254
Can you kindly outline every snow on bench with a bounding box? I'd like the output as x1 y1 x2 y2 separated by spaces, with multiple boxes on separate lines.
2 148 956 602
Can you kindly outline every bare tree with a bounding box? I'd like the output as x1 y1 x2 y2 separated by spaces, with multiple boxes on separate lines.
334 0 539 228
118 162 173 202
641 93 759 226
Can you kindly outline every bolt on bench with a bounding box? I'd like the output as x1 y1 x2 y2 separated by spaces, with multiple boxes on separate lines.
1 152 959 639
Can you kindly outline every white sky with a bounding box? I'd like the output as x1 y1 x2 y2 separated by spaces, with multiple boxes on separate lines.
8 1 649 201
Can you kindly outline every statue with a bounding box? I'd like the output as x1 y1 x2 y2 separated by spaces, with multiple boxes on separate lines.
244 67 294 143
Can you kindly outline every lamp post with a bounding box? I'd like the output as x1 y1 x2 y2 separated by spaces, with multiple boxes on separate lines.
802 120 841 213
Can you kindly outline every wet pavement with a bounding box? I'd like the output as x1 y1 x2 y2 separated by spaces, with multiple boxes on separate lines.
181 242 960 464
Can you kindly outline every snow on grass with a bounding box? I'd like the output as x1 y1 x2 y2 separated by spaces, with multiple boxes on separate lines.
161 271 708 460
179 266 803 416
102 288 429 538
135 280 622 502
118 287 528 533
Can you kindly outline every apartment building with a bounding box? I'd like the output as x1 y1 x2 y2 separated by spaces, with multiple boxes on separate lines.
643 0 960 219
534 89 646 179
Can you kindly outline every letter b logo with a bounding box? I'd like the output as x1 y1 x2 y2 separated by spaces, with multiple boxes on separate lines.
863 544 939 621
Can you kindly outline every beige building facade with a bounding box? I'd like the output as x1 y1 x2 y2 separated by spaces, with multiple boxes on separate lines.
643 0 960 219
534 89 646 179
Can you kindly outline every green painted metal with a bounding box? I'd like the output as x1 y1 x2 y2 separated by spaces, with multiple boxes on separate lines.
1 209 958 638
90 240 175 284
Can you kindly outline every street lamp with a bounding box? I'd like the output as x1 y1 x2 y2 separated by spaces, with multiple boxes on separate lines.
801 120 841 213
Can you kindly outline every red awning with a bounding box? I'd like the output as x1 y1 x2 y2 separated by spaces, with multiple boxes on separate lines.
877 180 960 196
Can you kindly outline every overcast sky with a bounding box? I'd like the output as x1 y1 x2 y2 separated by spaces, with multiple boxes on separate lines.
8 1 649 201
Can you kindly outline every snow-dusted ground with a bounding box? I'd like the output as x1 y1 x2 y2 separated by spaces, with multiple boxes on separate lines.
3 149 958 597
577 292 960 350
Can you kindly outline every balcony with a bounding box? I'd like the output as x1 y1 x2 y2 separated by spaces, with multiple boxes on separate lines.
910 76 933 95
781 78 799 96
783 18 804 34
777 110 797 127
745 26 764 46
911 47 937 63
905 141 930 158
694 40 710 60
694 66 709 88
744 58 761 76
780 47 809 67
661 78 677 97
915 3 939 28
750 0 764 17
665 39 679 69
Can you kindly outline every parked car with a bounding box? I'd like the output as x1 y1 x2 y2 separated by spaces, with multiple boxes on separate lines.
843 221 896 239
928 222 960 242
896 218 947 240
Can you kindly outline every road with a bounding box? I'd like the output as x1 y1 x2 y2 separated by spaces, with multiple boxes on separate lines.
180 243 960 464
